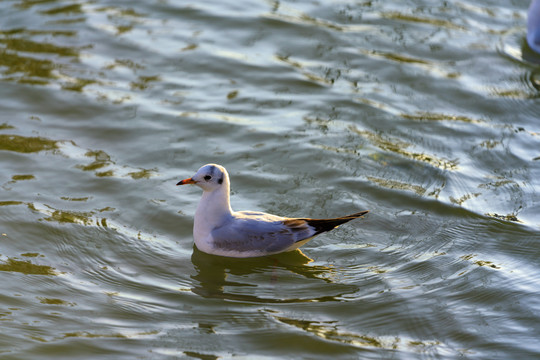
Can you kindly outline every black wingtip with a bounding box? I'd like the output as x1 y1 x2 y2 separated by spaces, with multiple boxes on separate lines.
346 210 369 218
303 210 369 235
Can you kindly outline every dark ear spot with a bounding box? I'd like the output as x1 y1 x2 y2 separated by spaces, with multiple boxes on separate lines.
218 176 223 184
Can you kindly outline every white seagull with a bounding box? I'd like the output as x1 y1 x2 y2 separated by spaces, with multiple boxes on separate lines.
177 164 368 258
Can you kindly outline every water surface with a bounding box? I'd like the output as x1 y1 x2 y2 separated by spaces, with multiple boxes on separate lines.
1 0 540 359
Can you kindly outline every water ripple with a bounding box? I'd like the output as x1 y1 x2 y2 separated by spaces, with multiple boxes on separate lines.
1 0 540 359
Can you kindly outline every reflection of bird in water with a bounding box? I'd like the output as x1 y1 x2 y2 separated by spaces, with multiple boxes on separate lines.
190 246 357 303
528 0 540 54
177 164 368 258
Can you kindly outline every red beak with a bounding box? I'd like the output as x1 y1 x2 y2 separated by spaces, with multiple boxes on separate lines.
176 177 196 186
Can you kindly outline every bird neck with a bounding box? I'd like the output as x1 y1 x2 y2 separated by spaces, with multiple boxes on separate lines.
194 181 233 234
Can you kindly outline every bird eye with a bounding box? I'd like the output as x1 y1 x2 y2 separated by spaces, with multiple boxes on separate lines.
204 175 212 181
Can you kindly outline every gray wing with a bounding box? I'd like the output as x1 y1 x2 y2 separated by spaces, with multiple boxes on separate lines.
210 215 315 254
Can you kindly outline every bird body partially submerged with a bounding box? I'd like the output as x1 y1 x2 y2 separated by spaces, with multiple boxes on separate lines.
177 164 368 258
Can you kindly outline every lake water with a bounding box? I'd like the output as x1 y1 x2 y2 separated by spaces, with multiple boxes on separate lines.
1 0 540 359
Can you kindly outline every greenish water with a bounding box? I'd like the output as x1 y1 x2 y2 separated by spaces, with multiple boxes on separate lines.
1 0 540 359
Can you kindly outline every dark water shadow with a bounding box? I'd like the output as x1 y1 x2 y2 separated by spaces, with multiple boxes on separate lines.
522 39 540 66
190 247 355 303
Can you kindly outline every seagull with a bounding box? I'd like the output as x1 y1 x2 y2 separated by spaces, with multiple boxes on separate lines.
529 0 540 54
177 164 368 258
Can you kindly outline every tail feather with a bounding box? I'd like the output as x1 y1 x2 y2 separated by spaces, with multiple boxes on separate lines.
302 210 369 236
